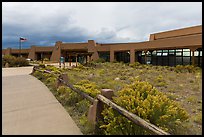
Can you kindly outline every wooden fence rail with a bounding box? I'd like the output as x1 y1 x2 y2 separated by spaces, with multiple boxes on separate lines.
97 94 170 135
31 66 170 135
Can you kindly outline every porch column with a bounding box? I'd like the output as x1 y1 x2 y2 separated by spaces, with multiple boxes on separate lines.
88 55 92 62
41 53 43 63
75 54 78 67
69 54 71 66
110 50 114 62
144 50 148 64
86 55 88 64
130 49 135 64
190 47 197 66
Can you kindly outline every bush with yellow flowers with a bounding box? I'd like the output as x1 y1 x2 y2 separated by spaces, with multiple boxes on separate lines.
100 80 189 135
74 80 101 98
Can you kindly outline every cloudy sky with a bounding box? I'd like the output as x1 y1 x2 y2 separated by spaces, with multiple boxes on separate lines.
2 2 202 49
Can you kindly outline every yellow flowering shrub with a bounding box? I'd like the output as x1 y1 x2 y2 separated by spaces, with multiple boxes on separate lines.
74 80 101 98
100 80 189 135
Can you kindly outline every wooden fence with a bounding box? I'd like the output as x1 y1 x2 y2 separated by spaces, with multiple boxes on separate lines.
32 65 170 135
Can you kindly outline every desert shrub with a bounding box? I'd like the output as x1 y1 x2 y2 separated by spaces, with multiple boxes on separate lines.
57 85 68 96
45 76 57 89
94 58 106 63
43 58 49 61
154 75 167 87
33 70 44 80
112 60 118 63
77 63 87 70
3 55 16 67
45 65 61 74
194 113 202 125
100 80 189 135
39 63 46 68
74 80 101 98
175 65 197 73
56 86 82 106
75 99 91 114
15 57 29 66
84 61 99 68
79 114 95 134
129 62 141 68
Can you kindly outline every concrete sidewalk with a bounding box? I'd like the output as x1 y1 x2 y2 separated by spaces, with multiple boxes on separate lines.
2 67 82 135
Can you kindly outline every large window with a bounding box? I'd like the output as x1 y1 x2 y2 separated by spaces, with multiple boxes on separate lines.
139 48 202 67
115 51 130 63
98 52 110 62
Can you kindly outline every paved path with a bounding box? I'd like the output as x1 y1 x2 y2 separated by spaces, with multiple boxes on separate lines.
2 66 82 135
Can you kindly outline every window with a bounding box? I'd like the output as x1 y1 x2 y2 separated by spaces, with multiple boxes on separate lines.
194 51 199 56
169 50 175 55
176 57 182 65
183 49 190 52
176 49 182 52
152 50 156 55
98 52 110 61
176 52 182 56
183 57 190 65
162 50 168 52
157 53 162 56
183 52 190 56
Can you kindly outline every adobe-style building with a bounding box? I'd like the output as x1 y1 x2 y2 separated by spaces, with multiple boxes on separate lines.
2 25 202 67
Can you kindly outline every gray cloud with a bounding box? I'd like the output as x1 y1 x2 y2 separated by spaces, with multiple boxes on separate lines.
2 2 202 49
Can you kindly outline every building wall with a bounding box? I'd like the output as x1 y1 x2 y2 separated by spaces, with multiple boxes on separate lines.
2 25 202 65
149 25 202 40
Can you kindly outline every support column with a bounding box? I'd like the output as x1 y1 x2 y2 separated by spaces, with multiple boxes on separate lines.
130 49 135 64
86 55 88 64
110 50 114 62
69 54 71 66
144 50 147 64
41 53 43 63
190 48 197 66
75 54 78 67
135 51 138 62
88 55 92 62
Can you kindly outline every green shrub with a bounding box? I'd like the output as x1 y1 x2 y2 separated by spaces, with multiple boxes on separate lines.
45 76 57 89
15 57 29 66
44 65 62 75
3 55 16 67
39 63 46 68
94 58 106 63
100 80 189 135
56 86 82 106
76 99 91 114
33 70 44 80
3 55 29 67
79 114 95 134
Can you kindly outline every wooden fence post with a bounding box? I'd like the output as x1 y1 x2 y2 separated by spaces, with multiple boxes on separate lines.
87 89 114 125
95 89 114 122
31 65 38 74
87 99 98 125
56 73 69 88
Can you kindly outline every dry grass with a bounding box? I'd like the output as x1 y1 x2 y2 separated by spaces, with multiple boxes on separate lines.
34 61 202 135
59 62 202 135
